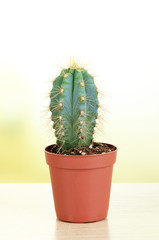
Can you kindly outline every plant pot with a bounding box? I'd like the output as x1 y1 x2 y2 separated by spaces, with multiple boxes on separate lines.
45 143 117 223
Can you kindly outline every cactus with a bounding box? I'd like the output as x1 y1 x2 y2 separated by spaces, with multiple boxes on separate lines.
49 63 99 150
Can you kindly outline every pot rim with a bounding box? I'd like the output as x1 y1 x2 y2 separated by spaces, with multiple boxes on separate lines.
45 143 117 169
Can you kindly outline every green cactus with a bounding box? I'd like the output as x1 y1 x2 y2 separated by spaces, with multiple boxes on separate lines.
49 63 99 150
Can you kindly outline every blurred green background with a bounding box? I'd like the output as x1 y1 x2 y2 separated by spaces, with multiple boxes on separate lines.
0 0 159 182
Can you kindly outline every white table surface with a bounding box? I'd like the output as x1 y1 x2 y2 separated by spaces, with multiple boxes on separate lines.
0 183 159 240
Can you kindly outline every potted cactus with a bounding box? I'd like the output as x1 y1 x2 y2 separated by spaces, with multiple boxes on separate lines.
45 61 117 223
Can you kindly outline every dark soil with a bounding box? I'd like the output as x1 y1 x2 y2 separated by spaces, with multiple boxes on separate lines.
49 142 116 155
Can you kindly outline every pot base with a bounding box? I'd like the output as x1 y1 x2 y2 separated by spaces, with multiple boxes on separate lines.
57 215 107 223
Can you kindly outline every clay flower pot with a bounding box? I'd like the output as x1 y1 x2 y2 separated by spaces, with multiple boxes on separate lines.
45 143 117 223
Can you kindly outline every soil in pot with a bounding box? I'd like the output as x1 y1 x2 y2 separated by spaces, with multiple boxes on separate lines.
49 142 116 155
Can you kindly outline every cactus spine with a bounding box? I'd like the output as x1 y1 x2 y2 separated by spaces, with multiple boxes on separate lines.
50 65 99 150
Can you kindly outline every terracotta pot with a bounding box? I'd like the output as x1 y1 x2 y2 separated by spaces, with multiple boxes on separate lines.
45 143 117 223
